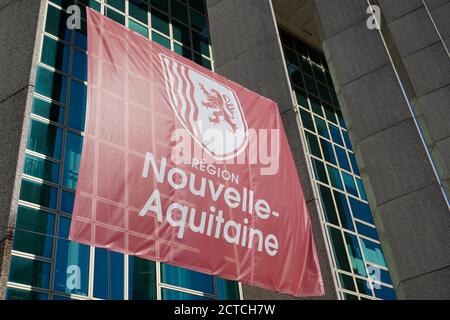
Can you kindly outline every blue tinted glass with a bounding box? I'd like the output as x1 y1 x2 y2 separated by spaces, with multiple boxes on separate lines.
318 185 339 225
23 154 60 184
53 295 73 300
337 110 346 128
72 49 87 81
349 153 361 176
27 119 63 159
368 265 392 284
32 96 65 124
320 139 337 165
343 131 353 149
333 191 354 231
68 80 87 131
35 66 67 103
58 216 71 239
128 256 157 300
61 190 75 214
349 198 374 224
360 239 387 268
355 277 373 296
14 206 55 258
342 172 359 197
45 5 71 42
215 278 240 300
41 36 70 73
312 159 328 183
94 248 124 300
75 28 87 50
6 288 48 300
162 288 212 300
161 264 214 294
8 256 51 289
54 240 90 296
374 285 396 300
356 221 379 241
314 117 329 139
329 124 344 146
356 179 367 200
63 132 83 189
335 146 351 172
20 179 58 209
327 165 343 190
344 233 367 277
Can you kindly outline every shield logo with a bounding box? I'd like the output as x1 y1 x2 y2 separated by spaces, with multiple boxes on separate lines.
160 54 248 160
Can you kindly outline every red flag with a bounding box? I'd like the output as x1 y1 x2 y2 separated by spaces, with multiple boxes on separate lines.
69 8 324 297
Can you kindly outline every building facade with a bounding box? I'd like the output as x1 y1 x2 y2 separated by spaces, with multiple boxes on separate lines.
0 0 449 300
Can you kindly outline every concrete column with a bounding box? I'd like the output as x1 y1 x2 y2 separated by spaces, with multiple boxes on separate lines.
206 0 338 299
313 0 450 299
0 0 46 299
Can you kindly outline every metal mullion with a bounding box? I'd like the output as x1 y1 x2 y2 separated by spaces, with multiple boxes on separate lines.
10 250 53 264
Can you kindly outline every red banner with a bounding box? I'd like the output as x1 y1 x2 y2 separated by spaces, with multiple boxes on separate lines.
69 8 324 297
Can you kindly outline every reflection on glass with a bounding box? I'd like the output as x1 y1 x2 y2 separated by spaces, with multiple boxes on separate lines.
161 263 214 294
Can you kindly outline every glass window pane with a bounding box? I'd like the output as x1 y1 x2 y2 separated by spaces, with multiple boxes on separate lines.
335 146 351 172
41 36 70 73
129 19 149 37
190 9 207 35
342 172 359 197
189 0 205 13
13 206 55 258
54 239 90 296
305 132 321 158
129 0 148 24
8 256 51 289
309 96 322 116
74 21 87 50
45 5 71 42
356 221 379 241
152 32 170 49
172 19 190 46
349 198 374 224
320 139 337 165
6 288 48 300
327 165 343 190
171 0 188 23
68 80 87 131
356 178 367 200
333 191 354 231
93 248 124 300
32 96 65 124
61 190 75 214
355 277 373 296
106 0 125 11
344 233 367 277
300 109 315 132
314 117 329 139
72 49 87 81
349 152 361 176
338 272 356 291
20 179 58 209
329 124 344 146
360 239 387 268
161 263 214 294
35 66 67 103
294 89 308 108
374 285 396 300
173 43 191 58
312 159 328 183
193 53 211 69
327 226 351 272
106 7 125 25
215 278 240 300
151 0 168 13
23 154 60 183
343 131 353 149
27 119 62 159
318 184 339 225
128 256 157 300
151 8 169 35
162 288 212 300
63 132 83 189
192 31 209 57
